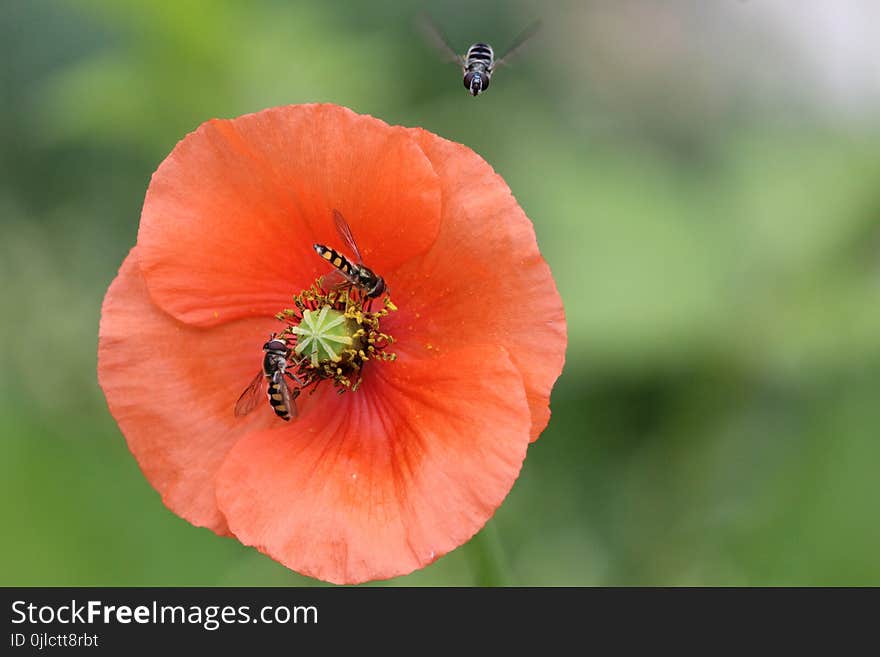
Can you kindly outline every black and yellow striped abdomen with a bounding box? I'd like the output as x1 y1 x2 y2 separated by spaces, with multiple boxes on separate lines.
465 42 494 70
262 344 295 421
266 376 292 421
313 244 357 277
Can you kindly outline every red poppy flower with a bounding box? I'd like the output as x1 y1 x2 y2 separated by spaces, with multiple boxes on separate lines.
98 104 566 584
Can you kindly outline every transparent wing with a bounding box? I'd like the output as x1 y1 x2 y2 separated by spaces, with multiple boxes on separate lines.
417 13 464 65
495 19 542 69
332 209 364 263
285 380 300 419
318 268 353 292
274 371 299 420
233 371 264 417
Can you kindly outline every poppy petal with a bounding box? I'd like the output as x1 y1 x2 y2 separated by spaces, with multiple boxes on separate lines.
137 104 441 327
215 345 531 584
386 129 567 440
98 249 284 533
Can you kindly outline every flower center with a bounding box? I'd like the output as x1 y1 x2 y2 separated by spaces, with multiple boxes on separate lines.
291 306 360 367
275 281 396 394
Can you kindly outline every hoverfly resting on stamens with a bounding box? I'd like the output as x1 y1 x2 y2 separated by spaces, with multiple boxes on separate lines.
418 14 542 97
234 334 302 421
313 209 387 300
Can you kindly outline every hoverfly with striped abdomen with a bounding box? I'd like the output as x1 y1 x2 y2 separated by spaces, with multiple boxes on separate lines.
234 334 302 422
418 14 542 96
313 209 387 299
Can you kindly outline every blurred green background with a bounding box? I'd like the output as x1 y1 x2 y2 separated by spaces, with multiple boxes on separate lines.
2 0 879 586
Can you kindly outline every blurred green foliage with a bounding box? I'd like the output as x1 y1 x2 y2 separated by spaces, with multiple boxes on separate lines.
1 0 879 585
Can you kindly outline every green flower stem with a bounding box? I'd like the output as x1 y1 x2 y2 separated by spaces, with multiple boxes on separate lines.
470 519 512 587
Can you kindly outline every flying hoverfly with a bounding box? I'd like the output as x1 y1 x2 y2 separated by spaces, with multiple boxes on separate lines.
234 335 301 422
419 15 542 96
313 209 387 298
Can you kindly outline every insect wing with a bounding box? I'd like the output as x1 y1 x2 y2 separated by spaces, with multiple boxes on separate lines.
319 267 354 291
417 13 464 65
273 370 299 420
234 371 265 417
332 209 365 264
495 19 542 69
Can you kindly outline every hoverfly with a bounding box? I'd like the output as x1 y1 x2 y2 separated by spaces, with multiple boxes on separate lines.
419 14 542 96
313 209 386 298
234 335 301 422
